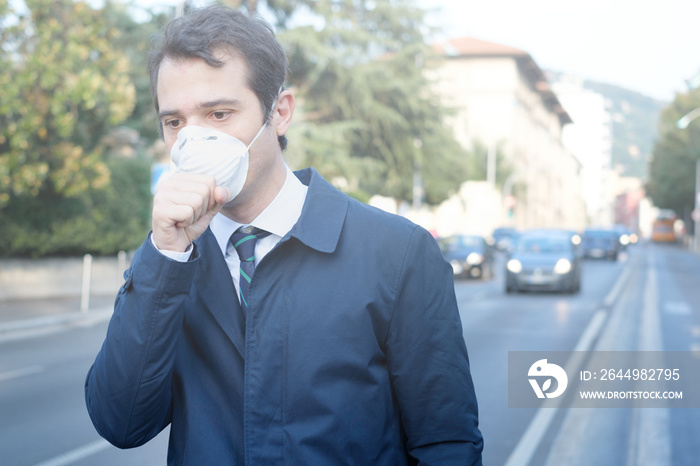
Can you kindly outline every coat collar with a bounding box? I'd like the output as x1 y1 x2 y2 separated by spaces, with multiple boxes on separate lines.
287 168 348 254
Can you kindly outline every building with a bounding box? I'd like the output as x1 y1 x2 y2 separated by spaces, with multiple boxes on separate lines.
612 176 646 233
429 37 586 231
550 74 614 226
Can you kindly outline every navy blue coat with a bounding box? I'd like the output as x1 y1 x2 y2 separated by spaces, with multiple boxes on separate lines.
85 168 483 465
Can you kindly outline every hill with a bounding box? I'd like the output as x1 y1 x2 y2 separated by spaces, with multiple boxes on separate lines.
582 80 666 179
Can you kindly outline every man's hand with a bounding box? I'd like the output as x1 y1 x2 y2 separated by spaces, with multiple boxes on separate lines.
152 173 230 252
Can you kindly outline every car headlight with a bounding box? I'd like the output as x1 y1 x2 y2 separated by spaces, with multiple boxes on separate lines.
506 259 522 274
619 234 629 246
466 252 484 265
554 258 572 274
571 234 581 246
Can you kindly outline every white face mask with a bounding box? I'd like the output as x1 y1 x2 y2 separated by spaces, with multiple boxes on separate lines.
170 124 266 203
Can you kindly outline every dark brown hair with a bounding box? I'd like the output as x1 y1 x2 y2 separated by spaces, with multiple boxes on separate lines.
148 5 288 149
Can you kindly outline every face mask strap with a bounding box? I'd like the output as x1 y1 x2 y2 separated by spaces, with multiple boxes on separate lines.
265 86 284 122
247 121 268 150
249 86 284 150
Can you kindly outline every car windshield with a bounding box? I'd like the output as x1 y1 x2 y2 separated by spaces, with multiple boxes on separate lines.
493 228 515 237
515 236 570 254
584 230 614 238
440 236 482 253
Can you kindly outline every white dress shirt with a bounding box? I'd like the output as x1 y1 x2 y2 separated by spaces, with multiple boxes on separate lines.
155 165 308 300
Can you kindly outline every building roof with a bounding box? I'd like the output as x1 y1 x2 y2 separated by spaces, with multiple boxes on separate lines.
434 36 529 58
434 37 572 125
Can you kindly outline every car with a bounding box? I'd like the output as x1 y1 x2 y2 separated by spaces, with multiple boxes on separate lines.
612 224 638 249
525 228 582 253
505 232 582 294
439 234 495 280
492 227 518 252
580 228 620 260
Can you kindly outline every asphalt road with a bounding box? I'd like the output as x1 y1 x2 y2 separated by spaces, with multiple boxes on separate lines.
1 241 699 465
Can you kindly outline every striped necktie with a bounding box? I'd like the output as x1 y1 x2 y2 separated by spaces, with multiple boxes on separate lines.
229 226 271 315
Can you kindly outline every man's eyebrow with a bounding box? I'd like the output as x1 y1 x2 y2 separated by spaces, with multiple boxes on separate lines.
198 98 242 109
158 108 178 119
158 99 242 119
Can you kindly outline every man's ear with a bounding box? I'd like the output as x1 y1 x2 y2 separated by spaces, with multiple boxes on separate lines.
273 90 295 137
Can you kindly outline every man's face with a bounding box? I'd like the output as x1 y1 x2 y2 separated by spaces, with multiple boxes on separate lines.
156 53 265 153
156 53 285 208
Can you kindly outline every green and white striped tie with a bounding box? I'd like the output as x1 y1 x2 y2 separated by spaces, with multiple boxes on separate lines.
229 226 270 315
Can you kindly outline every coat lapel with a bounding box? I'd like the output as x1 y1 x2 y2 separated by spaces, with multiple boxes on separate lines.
193 229 246 358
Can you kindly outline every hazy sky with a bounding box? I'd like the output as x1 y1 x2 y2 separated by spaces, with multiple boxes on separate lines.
129 0 698 102
427 0 699 102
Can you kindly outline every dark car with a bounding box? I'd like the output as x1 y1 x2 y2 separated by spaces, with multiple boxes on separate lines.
505 232 581 293
526 228 582 253
612 224 638 250
439 234 495 280
492 227 518 252
580 228 620 260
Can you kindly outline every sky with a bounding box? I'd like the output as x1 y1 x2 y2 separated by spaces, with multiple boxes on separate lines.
125 0 699 103
426 0 700 102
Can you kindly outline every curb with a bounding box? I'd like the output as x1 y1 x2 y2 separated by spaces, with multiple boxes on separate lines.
0 308 114 334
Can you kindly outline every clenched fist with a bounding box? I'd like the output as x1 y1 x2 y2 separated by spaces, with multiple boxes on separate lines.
152 173 230 252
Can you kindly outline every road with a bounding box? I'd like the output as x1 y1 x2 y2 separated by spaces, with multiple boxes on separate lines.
1 240 699 465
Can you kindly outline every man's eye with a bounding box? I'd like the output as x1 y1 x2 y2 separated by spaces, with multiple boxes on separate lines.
212 111 228 120
166 119 182 128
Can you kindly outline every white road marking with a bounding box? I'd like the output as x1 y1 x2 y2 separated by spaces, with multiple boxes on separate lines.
629 253 671 466
663 301 692 315
0 365 44 382
33 439 110 466
603 263 632 308
503 309 607 466
504 251 635 466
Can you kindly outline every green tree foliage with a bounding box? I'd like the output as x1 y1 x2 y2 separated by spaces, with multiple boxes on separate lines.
102 1 172 142
229 0 470 205
0 0 478 255
647 86 700 224
0 157 152 257
0 0 149 257
0 0 136 204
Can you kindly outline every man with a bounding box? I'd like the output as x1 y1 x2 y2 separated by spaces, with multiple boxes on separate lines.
85 5 483 465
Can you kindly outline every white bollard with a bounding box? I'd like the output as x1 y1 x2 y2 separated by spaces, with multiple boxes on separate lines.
81 254 92 313
117 250 127 288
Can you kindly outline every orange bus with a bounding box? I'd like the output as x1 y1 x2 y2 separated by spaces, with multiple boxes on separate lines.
651 209 677 243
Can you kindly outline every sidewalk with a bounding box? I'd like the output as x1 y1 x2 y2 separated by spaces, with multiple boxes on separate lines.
0 295 115 333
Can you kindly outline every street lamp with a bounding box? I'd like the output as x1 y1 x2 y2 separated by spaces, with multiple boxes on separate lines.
677 108 700 130
676 108 700 252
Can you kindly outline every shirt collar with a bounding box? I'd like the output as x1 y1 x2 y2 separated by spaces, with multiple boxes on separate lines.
210 165 308 255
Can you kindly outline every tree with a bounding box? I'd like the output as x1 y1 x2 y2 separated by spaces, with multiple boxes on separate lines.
0 156 153 257
102 0 173 143
226 0 471 205
0 0 136 205
647 86 700 226
0 0 143 257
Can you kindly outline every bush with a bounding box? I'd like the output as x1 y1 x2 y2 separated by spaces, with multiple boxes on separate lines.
0 157 152 258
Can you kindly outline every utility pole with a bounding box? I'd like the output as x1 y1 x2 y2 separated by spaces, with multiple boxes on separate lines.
677 109 700 252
